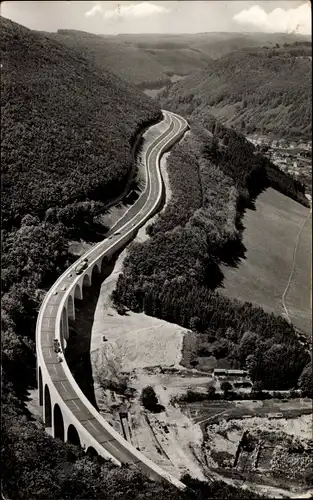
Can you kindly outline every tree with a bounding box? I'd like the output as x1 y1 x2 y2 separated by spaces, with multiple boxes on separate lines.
221 381 232 395
140 386 158 410
299 363 313 398
252 380 264 394
207 386 216 399
238 331 258 362
189 316 201 332
211 339 230 359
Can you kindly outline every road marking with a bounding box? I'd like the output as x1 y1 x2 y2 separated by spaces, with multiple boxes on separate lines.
71 400 81 411
87 420 100 432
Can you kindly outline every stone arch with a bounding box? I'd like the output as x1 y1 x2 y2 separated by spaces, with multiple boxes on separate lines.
53 404 64 441
91 263 100 284
86 446 98 457
82 274 91 289
44 384 52 427
67 424 81 447
38 366 43 406
74 283 82 300
67 294 75 321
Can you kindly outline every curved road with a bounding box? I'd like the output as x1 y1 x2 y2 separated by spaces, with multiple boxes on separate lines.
36 110 188 488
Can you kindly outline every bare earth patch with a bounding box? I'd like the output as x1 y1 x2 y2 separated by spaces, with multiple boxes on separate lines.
68 239 94 257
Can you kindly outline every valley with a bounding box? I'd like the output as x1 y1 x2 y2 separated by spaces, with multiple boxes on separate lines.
1 5 312 500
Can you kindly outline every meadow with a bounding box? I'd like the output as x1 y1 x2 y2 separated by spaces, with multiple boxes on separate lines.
220 188 312 335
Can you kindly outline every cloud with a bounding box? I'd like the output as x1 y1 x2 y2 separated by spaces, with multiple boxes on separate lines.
85 3 103 18
233 3 311 35
103 2 170 20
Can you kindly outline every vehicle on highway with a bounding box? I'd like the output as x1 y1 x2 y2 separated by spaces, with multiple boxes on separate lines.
114 231 121 236
75 260 89 275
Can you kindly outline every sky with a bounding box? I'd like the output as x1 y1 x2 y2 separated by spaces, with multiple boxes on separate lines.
1 1 311 35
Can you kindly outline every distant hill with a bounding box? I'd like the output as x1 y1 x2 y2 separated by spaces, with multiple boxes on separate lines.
115 31 311 61
1 18 160 229
34 30 311 91
46 29 172 88
159 43 312 139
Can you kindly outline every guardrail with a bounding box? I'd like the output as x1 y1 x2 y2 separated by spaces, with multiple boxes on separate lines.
36 110 189 489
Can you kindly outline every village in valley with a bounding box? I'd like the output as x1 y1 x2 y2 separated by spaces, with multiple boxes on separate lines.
247 136 312 197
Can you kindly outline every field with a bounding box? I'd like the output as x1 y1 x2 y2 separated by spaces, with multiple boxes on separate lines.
219 188 312 335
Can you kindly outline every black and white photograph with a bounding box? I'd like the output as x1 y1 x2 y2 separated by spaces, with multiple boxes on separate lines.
1 1 312 499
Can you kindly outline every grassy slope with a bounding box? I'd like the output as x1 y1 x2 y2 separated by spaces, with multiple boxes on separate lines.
1 17 161 227
219 188 312 335
159 45 312 139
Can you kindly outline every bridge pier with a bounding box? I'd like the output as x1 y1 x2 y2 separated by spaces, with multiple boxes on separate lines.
38 366 43 406
44 384 52 428
62 308 69 341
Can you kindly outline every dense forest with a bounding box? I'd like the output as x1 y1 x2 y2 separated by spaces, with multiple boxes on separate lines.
113 122 310 391
159 42 312 139
0 17 265 499
45 29 173 89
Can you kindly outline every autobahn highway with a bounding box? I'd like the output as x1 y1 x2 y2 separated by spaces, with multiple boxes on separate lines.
36 110 188 488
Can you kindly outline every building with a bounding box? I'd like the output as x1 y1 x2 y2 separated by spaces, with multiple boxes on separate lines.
213 369 249 377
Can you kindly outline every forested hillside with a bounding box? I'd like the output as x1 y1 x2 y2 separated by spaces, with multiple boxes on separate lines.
159 42 312 139
41 31 310 90
46 29 172 89
1 16 168 499
0 16 264 499
1 18 161 229
52 30 213 84
113 120 310 391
